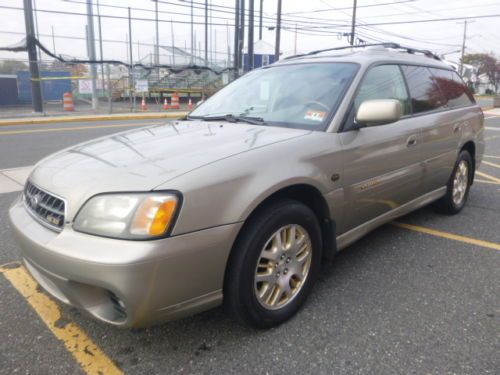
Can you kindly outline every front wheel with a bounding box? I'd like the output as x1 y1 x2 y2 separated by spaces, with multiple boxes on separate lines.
224 199 322 328
433 150 473 215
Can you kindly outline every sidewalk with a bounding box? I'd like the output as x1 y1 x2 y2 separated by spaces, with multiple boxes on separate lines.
0 111 189 126
0 100 190 125
484 108 500 116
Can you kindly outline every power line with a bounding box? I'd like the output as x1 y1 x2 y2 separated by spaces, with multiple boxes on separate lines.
281 0 418 15
292 13 500 29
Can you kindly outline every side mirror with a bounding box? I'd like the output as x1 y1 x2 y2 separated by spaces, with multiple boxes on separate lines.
355 99 402 127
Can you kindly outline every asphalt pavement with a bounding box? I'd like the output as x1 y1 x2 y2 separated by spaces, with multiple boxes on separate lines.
0 116 499 375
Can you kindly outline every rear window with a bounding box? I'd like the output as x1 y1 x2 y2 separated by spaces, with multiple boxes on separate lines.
429 68 474 108
401 65 446 114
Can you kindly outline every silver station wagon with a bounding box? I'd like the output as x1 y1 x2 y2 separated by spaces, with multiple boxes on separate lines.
9 44 484 328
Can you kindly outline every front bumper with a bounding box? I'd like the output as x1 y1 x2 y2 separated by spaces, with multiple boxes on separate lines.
8 195 242 327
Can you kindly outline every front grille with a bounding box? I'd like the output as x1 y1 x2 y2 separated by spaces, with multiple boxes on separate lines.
24 181 65 231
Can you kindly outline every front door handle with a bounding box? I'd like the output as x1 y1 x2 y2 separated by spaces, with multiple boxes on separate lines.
406 135 418 147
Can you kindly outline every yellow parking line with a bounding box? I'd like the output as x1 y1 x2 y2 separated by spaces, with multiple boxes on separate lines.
484 155 500 159
475 179 500 186
476 170 500 184
0 122 161 136
393 222 500 251
482 160 500 169
0 265 123 375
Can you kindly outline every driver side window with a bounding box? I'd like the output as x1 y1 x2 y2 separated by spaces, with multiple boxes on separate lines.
354 65 411 116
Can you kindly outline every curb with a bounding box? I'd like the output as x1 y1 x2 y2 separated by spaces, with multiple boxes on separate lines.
0 112 189 126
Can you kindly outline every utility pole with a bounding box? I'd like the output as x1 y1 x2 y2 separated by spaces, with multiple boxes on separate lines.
33 0 42 62
128 7 134 111
51 26 56 54
233 0 240 76
259 0 263 40
23 0 43 113
170 20 176 66
459 19 474 76
350 0 357 46
274 0 281 61
96 0 105 96
205 0 208 65
248 0 254 70
239 0 245 70
86 0 98 110
294 24 297 55
154 0 160 68
190 0 194 64
226 21 231 67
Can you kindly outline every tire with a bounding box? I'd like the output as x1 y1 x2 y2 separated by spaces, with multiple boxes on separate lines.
433 150 473 215
224 199 322 329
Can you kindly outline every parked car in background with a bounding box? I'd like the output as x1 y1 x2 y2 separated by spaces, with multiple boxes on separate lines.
9 44 484 328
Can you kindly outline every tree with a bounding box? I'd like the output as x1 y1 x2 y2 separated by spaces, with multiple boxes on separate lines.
463 53 500 94
0 60 28 74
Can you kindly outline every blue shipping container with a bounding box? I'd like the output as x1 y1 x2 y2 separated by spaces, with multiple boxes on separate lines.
17 71 71 102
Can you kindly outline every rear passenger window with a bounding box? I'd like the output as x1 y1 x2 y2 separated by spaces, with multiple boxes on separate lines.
430 68 475 108
402 65 446 114
354 65 411 116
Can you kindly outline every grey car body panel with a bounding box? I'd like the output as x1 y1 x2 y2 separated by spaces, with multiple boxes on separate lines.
28 121 310 221
9 48 484 326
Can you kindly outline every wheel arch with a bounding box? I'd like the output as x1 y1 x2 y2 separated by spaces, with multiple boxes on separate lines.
227 183 337 273
460 140 476 184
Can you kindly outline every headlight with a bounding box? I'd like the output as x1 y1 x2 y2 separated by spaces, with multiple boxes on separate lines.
73 192 180 239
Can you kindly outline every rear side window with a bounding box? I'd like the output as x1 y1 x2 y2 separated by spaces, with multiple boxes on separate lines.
401 65 446 114
430 68 474 108
354 64 411 115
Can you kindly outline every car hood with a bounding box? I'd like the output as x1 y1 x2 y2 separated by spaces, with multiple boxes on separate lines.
30 121 310 216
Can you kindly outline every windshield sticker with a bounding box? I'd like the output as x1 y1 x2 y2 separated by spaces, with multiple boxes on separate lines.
304 111 326 122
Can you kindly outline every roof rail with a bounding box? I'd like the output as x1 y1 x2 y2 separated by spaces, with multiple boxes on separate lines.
284 42 441 61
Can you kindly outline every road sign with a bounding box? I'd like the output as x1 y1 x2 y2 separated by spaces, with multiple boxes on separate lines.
135 79 148 93
78 80 92 94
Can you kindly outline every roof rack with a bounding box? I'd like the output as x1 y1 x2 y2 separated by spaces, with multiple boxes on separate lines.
284 42 441 61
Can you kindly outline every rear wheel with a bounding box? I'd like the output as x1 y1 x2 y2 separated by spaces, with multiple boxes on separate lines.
224 199 322 328
433 150 472 215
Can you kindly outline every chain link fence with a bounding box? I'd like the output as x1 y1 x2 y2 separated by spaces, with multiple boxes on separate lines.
0 55 233 118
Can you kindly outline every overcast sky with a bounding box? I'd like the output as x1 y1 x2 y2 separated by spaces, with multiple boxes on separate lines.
1 0 499 65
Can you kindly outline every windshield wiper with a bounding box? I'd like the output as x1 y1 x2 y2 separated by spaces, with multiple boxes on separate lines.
189 114 267 125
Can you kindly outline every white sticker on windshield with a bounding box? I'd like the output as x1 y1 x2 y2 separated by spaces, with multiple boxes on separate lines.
304 110 326 122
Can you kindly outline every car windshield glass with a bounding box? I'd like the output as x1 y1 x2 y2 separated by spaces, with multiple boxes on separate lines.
189 63 359 131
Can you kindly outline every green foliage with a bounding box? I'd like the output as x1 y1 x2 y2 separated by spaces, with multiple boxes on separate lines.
463 53 500 93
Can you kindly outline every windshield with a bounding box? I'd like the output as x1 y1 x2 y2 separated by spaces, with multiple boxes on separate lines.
189 63 359 131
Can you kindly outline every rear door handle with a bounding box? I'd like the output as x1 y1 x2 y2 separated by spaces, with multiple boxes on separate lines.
453 123 461 133
406 135 418 147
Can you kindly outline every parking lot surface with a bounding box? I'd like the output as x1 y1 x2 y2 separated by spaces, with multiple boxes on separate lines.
0 117 499 374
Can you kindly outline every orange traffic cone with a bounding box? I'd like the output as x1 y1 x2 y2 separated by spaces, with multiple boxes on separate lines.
63 92 74 111
170 93 180 109
162 98 169 110
141 97 148 111
187 97 193 109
